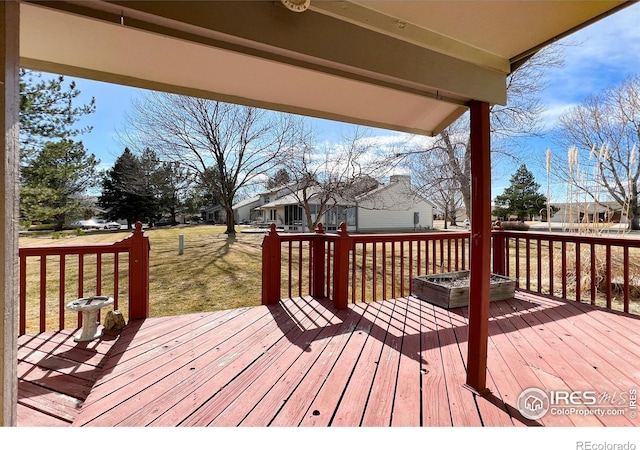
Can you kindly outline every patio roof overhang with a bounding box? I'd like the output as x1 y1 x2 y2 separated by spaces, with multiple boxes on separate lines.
18 0 632 136
2 0 635 426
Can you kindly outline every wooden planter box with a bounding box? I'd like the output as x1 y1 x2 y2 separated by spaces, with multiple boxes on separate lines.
411 270 515 309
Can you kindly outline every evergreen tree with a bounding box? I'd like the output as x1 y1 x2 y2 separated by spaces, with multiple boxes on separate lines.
20 139 99 230
267 168 291 189
155 161 194 225
20 70 96 160
493 164 550 222
98 148 156 228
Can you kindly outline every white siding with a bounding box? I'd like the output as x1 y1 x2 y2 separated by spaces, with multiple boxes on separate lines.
356 177 433 231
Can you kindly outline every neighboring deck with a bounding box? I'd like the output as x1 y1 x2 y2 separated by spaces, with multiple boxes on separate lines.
17 292 640 427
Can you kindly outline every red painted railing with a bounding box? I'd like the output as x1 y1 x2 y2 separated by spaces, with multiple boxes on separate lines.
261 223 470 308
263 222 640 315
492 227 640 314
18 222 150 335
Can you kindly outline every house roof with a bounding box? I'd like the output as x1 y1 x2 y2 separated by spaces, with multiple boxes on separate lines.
552 201 624 213
355 175 434 207
19 1 633 136
258 187 324 209
232 195 261 210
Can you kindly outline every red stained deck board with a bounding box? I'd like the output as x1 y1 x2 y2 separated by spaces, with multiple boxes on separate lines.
18 339 110 368
121 298 308 426
180 298 328 427
75 305 281 425
18 348 104 384
361 299 405 426
17 361 94 400
297 302 376 427
262 306 365 426
95 310 243 380
507 297 605 426
116 300 303 427
18 380 82 423
207 297 341 426
540 300 640 389
419 301 454 426
487 298 576 426
511 298 636 426
450 306 514 427
430 306 482 426
89 308 253 394
329 300 396 426
240 300 364 426
390 297 423 426
17 403 71 427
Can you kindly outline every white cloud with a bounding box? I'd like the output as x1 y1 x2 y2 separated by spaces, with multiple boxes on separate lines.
540 3 640 115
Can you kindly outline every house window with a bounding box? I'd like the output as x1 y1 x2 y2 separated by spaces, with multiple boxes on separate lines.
284 205 303 226
269 209 277 221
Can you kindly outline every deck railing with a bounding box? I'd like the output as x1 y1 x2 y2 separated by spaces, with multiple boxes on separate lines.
261 223 471 308
262 222 640 315
493 228 640 314
18 222 150 335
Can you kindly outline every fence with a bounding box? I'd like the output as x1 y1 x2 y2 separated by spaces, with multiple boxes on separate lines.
18 222 150 335
262 222 640 315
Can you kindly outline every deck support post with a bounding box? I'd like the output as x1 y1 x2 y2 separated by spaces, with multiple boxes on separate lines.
311 223 326 299
261 224 282 305
127 222 150 320
491 221 506 275
0 0 19 427
465 100 492 396
333 223 350 310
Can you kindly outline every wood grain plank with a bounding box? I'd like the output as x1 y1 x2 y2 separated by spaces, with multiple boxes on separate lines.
75 306 279 425
361 299 405 426
126 299 312 426
176 301 319 426
18 380 82 422
431 306 482 426
297 302 375 426
390 297 423 426
239 300 356 426
330 300 393 426
17 403 70 427
267 306 365 426
419 300 453 426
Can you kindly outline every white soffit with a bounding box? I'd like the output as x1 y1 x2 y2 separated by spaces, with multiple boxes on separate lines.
19 1 632 136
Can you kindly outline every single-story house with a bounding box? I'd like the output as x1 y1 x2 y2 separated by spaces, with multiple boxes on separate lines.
201 205 227 224
550 201 629 224
232 195 262 224
256 175 434 232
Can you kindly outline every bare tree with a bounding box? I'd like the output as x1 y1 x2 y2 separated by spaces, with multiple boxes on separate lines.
408 145 465 228
553 74 640 229
121 92 300 234
400 43 565 219
275 125 389 231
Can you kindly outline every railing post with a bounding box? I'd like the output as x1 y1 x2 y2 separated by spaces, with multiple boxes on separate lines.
261 224 281 305
128 222 150 320
333 223 350 310
492 221 506 275
311 223 326 299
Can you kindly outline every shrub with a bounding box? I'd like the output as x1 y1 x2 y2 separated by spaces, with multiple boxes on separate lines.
499 221 530 231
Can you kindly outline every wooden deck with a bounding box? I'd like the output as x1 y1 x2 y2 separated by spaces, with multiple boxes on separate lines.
17 292 640 427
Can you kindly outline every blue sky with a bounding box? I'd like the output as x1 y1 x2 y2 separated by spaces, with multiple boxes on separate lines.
62 3 640 199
